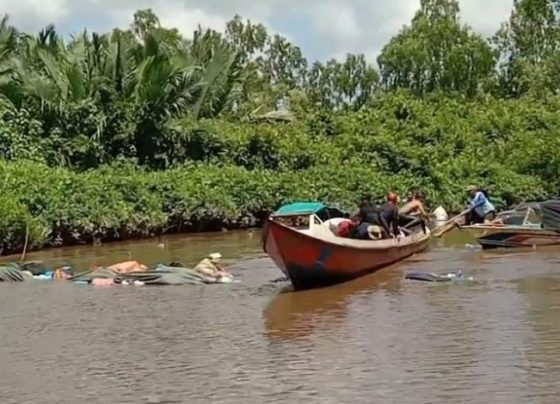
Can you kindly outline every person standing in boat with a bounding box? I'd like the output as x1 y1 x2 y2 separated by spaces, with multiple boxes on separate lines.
465 185 497 225
400 190 428 218
378 192 402 240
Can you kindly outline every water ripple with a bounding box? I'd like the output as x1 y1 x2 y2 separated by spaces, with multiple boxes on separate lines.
1 238 560 403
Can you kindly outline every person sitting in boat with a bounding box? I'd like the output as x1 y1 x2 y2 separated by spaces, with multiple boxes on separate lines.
378 192 402 240
399 190 428 233
355 194 401 240
355 195 381 239
194 253 232 281
465 185 497 225
327 216 359 238
358 194 376 220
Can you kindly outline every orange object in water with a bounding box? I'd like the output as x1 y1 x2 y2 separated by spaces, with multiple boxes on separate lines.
53 268 71 280
107 260 147 274
92 278 114 286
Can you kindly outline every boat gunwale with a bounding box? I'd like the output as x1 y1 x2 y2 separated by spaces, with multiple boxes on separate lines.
460 224 559 235
267 217 431 251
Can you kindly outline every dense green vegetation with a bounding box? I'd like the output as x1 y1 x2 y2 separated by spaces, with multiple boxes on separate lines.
0 0 559 253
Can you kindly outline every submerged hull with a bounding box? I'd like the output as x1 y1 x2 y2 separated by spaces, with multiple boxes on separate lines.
263 219 430 290
462 225 560 249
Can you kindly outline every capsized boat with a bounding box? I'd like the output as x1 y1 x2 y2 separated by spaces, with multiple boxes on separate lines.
460 199 560 249
262 202 431 290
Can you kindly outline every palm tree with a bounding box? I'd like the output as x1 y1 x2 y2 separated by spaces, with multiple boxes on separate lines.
0 19 246 169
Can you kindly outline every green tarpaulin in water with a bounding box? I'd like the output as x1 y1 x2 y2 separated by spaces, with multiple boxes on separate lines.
0 261 70 282
118 266 209 285
0 263 228 286
71 265 219 285
20 261 55 276
0 264 30 282
71 268 119 282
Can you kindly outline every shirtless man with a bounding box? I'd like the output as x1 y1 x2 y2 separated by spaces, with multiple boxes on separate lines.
399 190 428 233
399 190 429 218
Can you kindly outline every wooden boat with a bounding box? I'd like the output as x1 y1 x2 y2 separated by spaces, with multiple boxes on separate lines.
262 202 431 290
460 200 560 249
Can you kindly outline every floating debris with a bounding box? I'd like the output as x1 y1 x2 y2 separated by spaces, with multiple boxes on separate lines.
0 254 236 287
406 270 474 283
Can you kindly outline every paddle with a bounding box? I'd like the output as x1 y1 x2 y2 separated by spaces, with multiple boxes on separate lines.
431 208 471 238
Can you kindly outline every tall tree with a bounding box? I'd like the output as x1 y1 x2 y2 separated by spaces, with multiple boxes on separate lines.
225 15 267 64
260 34 307 89
222 16 309 115
307 54 378 111
377 0 496 97
189 27 244 119
493 0 560 97
0 15 21 104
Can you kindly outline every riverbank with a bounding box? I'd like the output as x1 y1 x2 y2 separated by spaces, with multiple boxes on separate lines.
0 152 556 256
0 230 263 271
0 160 274 255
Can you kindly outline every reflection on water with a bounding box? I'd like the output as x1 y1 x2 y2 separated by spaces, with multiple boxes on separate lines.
517 275 560 402
264 270 403 340
0 230 560 403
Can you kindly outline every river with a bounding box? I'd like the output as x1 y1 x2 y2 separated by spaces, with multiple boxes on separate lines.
1 229 560 404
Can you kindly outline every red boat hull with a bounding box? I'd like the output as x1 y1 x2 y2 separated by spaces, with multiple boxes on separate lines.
263 219 430 290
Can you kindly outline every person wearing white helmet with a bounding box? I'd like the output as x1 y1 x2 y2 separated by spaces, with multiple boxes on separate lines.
194 252 232 281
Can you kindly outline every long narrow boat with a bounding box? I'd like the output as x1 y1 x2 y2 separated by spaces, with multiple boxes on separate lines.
262 202 431 290
460 199 560 249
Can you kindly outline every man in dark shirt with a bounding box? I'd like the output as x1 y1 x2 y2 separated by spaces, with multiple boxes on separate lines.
355 194 380 239
358 195 378 223
378 192 400 239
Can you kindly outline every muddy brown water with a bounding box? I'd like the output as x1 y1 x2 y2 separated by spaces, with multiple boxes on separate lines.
1 229 560 404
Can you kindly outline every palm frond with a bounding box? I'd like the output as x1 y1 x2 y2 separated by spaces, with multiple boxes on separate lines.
191 43 242 119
